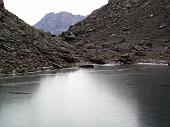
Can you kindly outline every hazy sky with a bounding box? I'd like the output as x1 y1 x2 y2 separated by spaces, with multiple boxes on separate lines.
5 0 108 25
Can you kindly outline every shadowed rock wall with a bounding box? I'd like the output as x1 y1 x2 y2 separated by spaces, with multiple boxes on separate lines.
0 0 4 7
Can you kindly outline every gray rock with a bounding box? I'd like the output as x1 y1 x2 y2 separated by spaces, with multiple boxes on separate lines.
79 64 94 68
158 23 167 29
113 43 133 53
34 12 85 35
117 54 134 64
0 8 81 75
61 32 76 41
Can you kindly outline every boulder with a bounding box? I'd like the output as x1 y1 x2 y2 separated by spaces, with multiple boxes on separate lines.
113 43 133 53
117 54 134 64
79 64 94 68
61 32 76 41
158 23 167 29
132 46 144 51
134 51 146 56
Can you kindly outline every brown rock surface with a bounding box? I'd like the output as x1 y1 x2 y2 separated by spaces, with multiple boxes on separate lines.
64 0 170 64
0 8 81 75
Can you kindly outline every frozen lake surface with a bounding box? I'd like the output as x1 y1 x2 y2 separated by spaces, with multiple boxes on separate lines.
0 65 170 127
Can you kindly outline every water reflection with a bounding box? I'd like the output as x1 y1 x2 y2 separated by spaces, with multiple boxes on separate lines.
0 65 170 127
33 70 139 127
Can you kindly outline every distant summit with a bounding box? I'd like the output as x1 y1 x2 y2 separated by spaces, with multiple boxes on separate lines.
34 12 85 35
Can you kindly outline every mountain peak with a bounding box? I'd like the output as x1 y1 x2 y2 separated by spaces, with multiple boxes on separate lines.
34 11 85 35
58 11 72 15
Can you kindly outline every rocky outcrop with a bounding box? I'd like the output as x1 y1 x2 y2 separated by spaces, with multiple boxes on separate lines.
34 12 85 35
117 54 135 64
65 0 170 64
0 0 4 7
0 8 82 75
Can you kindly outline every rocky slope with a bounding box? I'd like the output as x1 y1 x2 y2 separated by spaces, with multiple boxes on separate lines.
0 0 170 75
0 7 82 75
64 0 170 63
34 12 85 35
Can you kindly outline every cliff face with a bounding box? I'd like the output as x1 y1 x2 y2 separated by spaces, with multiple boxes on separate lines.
65 0 170 63
0 8 80 75
0 0 4 7
34 12 85 35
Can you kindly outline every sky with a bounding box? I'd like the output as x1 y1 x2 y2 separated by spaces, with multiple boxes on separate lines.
5 0 108 25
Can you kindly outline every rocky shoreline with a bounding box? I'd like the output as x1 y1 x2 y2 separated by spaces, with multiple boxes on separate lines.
1 60 169 78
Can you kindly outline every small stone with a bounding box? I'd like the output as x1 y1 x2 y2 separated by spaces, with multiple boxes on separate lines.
52 63 61 69
133 46 144 51
160 56 163 59
110 34 115 37
158 23 167 29
122 27 131 31
87 29 95 32
150 14 154 17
